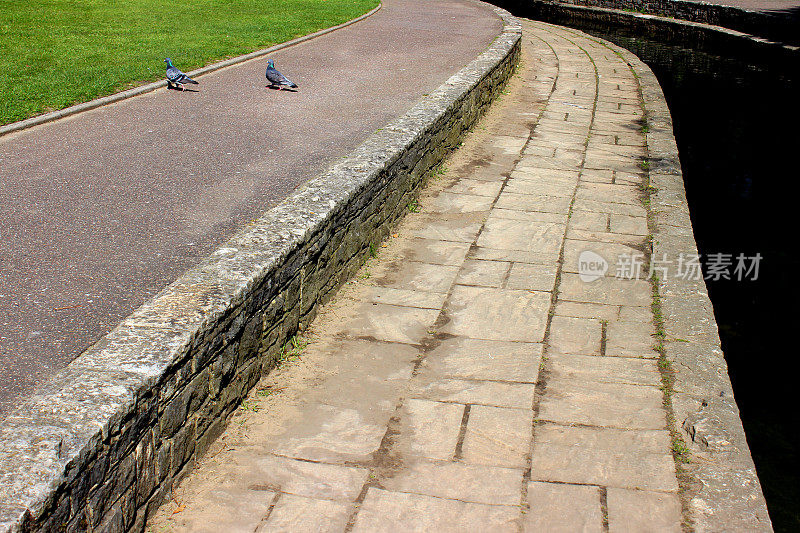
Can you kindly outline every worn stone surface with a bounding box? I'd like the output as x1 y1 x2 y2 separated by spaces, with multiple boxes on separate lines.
379 460 524 505
607 487 683 532
397 399 464 461
257 494 352 533
461 405 532 468
351 488 519 532
538 378 666 429
524 482 603 532
419 337 542 383
442 285 550 342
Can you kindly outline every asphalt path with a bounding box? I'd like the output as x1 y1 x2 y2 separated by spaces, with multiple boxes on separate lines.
0 0 501 418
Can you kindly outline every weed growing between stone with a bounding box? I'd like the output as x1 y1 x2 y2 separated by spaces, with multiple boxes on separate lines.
278 334 308 365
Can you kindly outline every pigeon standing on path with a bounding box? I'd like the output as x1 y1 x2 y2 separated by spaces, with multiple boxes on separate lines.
266 59 298 90
164 58 199 91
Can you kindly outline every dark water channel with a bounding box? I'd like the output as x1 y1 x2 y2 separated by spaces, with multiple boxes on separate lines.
565 25 800 531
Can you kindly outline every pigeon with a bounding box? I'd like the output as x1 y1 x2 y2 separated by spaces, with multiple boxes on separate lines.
266 59 298 90
164 58 198 91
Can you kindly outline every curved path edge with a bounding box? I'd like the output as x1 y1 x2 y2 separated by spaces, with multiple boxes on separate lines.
0 3 382 137
606 38 773 530
498 0 799 55
557 0 800 46
0 7 521 532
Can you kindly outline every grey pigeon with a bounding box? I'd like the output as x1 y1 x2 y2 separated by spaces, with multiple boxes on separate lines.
266 59 298 90
164 58 198 90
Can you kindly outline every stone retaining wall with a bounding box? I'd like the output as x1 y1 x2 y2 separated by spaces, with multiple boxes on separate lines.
0 9 521 532
560 0 799 45
498 0 799 60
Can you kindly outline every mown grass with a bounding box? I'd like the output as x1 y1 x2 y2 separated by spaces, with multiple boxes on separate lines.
0 0 377 125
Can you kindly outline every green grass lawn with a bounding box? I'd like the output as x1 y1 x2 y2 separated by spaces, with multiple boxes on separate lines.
0 0 377 125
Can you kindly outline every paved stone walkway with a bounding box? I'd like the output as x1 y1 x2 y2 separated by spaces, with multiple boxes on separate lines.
148 20 684 532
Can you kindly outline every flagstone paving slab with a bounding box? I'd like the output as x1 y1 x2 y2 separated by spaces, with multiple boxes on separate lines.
476 217 565 252
378 459 524 505
352 285 448 309
331 302 439 344
174 488 276 532
455 259 510 287
259 494 352 533
471 246 560 265
426 191 496 214
410 377 536 409
548 315 603 355
524 482 603 532
506 262 558 291
442 285 550 342
400 238 472 266
147 19 690 532
547 353 662 386
559 274 652 307
607 487 683 532
419 337 542 382
351 489 519 532
398 398 464 461
370 260 462 294
538 378 666 429
461 405 532 468
270 404 390 463
530 440 678 491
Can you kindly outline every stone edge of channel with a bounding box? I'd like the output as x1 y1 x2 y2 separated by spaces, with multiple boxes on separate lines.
514 0 799 56
606 40 774 531
561 0 799 46
0 8 522 532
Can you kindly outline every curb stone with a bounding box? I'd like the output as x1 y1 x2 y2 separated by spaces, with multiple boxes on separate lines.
0 6 521 532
